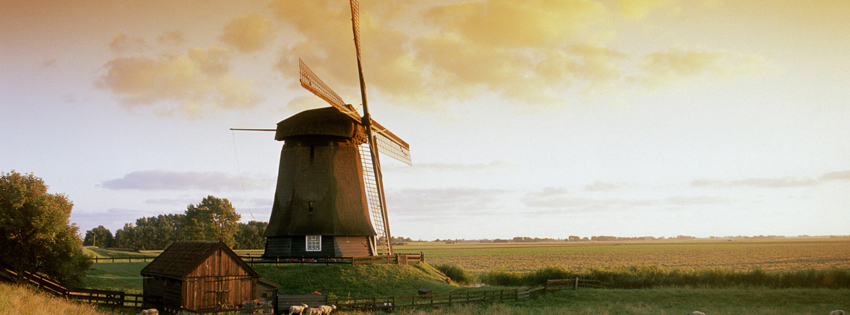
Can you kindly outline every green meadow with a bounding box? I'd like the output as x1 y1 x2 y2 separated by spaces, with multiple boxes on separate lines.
32 238 845 314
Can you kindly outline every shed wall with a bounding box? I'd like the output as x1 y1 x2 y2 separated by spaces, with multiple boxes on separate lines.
183 248 256 311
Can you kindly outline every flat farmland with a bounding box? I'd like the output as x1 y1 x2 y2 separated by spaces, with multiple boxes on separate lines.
395 238 850 272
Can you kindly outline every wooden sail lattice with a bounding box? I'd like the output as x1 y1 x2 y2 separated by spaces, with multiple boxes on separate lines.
359 144 391 255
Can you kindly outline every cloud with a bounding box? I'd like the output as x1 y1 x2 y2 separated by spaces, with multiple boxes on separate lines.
614 0 723 20
62 94 76 103
637 47 775 89
101 170 273 192
665 196 727 206
387 187 509 216
39 58 57 70
522 186 724 211
389 160 513 173
423 0 607 48
270 1 771 110
96 46 260 118
821 170 850 181
615 0 678 20
109 32 148 54
157 30 185 46
219 13 273 53
691 170 850 188
585 180 637 192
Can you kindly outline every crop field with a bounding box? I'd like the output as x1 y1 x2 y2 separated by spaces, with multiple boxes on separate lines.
395 238 850 272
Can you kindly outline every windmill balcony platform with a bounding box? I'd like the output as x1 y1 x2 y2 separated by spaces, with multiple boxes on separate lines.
240 253 424 266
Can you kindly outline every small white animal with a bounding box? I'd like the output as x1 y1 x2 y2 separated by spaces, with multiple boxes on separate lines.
687 312 706 315
138 309 158 315
318 304 337 315
288 303 309 315
303 307 323 315
829 310 845 315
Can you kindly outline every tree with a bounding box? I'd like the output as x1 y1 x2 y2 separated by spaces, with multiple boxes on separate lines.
234 221 268 249
134 214 183 250
83 225 114 247
0 171 91 286
181 196 241 247
112 223 136 249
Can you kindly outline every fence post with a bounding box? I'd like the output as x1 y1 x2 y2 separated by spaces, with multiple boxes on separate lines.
574 277 579 290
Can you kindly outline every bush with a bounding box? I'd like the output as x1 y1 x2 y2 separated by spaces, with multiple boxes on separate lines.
434 264 475 284
477 265 850 289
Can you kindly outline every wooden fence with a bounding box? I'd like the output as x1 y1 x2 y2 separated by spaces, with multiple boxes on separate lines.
316 278 609 311
90 256 156 263
239 253 425 266
0 263 149 309
3 262 607 313
87 252 426 266
545 278 610 290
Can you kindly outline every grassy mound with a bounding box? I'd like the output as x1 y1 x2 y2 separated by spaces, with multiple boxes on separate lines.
253 262 461 298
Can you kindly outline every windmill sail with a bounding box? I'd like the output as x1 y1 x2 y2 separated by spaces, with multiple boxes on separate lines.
299 59 361 122
299 59 411 165
348 0 394 256
358 144 391 255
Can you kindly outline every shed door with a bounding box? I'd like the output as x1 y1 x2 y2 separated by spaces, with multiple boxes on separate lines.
203 276 228 309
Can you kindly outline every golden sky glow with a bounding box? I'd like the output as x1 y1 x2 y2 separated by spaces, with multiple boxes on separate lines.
2 0 848 239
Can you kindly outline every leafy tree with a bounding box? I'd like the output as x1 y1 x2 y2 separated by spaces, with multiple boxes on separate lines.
234 221 268 249
181 195 241 247
83 225 114 247
112 223 136 249
0 171 91 286
135 214 183 250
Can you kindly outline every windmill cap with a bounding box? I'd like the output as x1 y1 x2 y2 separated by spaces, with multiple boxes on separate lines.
275 107 366 141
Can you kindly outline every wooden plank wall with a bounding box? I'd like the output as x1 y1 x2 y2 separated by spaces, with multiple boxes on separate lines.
183 248 256 311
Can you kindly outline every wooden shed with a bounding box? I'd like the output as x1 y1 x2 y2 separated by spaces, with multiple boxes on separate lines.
141 241 265 314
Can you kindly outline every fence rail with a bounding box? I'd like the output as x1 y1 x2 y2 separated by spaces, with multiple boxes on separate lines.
239 253 424 266
545 277 611 290
1 263 148 310
322 278 606 312
90 256 155 263
87 252 426 266
4 260 605 313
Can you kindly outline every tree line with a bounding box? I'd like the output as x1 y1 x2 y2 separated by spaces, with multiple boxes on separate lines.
83 195 268 250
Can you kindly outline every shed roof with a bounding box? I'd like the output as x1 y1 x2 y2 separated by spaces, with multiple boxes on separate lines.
140 241 259 279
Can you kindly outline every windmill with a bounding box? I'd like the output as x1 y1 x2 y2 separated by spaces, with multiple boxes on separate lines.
259 0 410 258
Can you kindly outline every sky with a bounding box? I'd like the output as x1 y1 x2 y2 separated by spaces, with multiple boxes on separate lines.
2 0 848 241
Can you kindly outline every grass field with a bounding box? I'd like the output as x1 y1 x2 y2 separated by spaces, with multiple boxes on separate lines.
4 281 847 315
396 238 850 272
339 289 849 315
63 238 850 314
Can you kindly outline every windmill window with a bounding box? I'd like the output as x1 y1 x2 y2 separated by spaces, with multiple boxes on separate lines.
306 235 321 251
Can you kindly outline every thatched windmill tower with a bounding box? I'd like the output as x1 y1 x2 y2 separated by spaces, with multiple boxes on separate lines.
261 0 411 258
